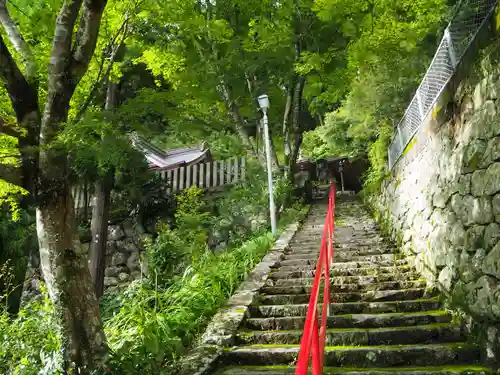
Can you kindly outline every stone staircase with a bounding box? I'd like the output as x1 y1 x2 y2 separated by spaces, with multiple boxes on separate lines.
212 196 491 374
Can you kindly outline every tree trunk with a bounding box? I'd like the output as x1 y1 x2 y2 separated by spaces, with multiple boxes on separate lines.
282 81 294 180
36 1 109 370
288 76 306 185
88 174 113 299
88 80 118 299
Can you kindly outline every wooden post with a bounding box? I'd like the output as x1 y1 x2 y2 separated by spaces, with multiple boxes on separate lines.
166 170 173 194
199 163 205 188
241 157 246 181
193 164 198 187
186 165 192 189
173 168 179 192
219 159 225 186
213 161 218 187
179 166 185 191
226 158 232 184
233 157 239 182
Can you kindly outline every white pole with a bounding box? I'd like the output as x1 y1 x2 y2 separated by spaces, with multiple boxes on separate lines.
262 109 277 235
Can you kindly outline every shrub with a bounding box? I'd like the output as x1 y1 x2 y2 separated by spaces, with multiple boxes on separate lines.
0 284 62 375
104 232 276 374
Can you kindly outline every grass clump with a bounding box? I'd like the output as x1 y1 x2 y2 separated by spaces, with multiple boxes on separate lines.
103 232 276 373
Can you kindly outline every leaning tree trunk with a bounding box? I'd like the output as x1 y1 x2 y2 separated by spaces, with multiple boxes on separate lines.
89 80 118 298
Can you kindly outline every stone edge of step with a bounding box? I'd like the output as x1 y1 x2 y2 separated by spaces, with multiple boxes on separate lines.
173 205 312 375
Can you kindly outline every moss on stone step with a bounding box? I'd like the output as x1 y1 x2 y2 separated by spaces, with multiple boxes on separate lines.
216 365 492 375
222 343 481 368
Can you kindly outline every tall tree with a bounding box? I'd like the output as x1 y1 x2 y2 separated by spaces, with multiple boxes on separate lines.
0 0 112 370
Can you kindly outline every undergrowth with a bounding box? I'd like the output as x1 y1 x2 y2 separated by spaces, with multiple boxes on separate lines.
0 168 306 375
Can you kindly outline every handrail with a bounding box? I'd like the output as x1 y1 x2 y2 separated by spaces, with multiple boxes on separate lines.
295 184 336 375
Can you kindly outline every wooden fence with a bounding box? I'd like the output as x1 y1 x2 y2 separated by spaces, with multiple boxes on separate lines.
159 156 246 193
73 156 246 210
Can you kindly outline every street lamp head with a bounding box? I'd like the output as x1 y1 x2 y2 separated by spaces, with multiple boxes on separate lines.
257 94 270 111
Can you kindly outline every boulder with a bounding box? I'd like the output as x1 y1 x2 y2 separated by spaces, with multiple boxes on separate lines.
106 240 117 255
105 266 121 277
108 225 125 241
116 238 139 253
123 219 135 237
104 277 119 287
127 252 140 271
111 252 127 266
130 270 142 280
118 272 130 282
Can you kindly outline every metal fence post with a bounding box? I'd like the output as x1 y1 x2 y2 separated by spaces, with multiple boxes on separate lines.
416 91 426 120
444 28 458 68
397 126 405 151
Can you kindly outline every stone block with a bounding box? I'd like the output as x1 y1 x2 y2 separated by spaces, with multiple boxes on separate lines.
480 136 500 168
104 276 119 287
116 238 139 253
463 139 487 172
484 222 500 251
127 252 140 271
106 240 117 255
438 265 455 292
108 225 125 241
451 194 492 226
465 225 486 251
105 266 120 277
111 252 127 266
456 174 472 196
483 241 500 279
493 193 500 223
118 272 130 282
471 162 500 197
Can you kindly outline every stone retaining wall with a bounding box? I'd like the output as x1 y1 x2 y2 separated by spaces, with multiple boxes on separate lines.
369 17 500 363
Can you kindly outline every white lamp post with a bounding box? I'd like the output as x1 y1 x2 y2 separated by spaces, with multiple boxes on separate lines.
258 94 277 235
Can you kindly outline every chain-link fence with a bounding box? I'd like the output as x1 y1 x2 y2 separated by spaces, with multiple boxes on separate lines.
388 0 500 170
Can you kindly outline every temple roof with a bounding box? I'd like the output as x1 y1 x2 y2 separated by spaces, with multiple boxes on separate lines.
130 134 211 171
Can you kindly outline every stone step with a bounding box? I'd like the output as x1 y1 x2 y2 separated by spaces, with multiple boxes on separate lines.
290 238 387 247
268 273 422 287
221 343 480 368
277 254 397 267
237 324 464 346
269 265 415 280
215 365 492 374
274 260 407 273
259 288 437 305
283 248 395 260
245 310 450 330
261 280 427 295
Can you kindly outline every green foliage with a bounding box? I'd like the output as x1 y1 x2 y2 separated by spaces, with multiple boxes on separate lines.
104 232 276 373
0 284 63 375
147 187 211 285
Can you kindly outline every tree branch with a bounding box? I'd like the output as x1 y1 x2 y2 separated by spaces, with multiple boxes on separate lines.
71 0 108 82
0 0 36 84
0 34 39 133
73 17 129 123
